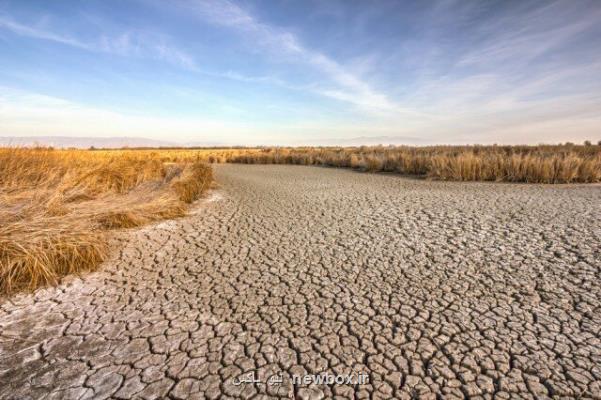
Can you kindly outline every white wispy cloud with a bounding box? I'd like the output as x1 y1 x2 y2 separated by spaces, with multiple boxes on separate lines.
0 86 399 145
0 15 89 48
0 87 244 141
1 84 599 145
458 1 601 67
0 14 197 70
183 0 409 115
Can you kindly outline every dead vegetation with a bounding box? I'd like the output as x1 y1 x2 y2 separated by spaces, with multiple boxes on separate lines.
2 143 598 295
0 148 212 294
227 145 601 183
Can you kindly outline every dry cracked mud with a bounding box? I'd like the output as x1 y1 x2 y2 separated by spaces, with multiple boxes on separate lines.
1 164 600 399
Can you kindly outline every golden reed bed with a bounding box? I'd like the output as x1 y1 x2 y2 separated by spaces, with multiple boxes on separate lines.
228 145 601 183
0 148 213 295
1 144 599 295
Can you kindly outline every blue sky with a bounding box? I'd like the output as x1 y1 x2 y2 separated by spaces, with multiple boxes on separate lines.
0 0 600 145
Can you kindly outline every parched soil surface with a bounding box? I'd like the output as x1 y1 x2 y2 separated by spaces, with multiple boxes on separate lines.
1 164 600 399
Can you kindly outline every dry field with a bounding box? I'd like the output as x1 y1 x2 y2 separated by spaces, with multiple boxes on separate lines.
228 144 601 183
0 148 212 295
1 164 599 399
1 144 599 296
90 144 601 183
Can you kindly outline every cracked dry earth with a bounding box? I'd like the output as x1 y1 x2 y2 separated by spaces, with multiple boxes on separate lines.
1 165 601 400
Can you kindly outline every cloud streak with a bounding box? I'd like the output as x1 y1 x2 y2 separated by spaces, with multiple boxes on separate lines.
0 87 245 141
183 0 409 115
0 14 197 70
457 2 601 67
0 15 89 48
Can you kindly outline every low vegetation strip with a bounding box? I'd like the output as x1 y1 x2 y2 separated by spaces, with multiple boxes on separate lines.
1 144 598 294
227 145 601 183
87 144 601 183
0 148 212 295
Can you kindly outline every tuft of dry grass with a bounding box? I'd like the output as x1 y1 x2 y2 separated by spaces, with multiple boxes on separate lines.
225 145 601 183
0 148 212 295
171 163 213 203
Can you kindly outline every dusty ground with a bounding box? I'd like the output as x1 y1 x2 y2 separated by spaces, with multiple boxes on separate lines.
1 164 600 399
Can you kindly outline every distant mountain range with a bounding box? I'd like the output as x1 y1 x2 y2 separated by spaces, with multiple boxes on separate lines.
0 135 426 148
310 135 425 146
0 136 228 148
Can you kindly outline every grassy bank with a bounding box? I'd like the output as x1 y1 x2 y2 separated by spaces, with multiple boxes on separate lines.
227 145 601 183
0 148 212 294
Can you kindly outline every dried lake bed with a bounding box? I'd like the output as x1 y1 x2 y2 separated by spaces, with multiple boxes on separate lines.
1 164 600 399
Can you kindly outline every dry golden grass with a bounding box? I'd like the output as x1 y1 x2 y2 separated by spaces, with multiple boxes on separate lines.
2 143 598 295
88 144 600 183
226 145 601 183
0 148 212 295
89 147 260 164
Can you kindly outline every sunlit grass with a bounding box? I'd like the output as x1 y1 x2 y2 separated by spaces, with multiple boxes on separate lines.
2 143 598 295
0 147 213 294
226 144 601 183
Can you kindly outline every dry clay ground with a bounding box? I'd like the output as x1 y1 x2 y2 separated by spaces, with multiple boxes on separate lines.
1 164 600 400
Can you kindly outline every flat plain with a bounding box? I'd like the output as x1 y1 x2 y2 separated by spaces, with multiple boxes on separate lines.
1 164 600 399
